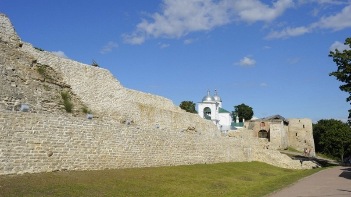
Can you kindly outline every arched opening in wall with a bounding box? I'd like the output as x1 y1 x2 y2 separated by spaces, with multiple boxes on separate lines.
258 130 269 141
203 107 211 120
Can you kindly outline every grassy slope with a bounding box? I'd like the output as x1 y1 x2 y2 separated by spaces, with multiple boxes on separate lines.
0 162 322 197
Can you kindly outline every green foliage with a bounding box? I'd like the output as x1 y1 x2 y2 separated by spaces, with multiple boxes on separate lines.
0 162 322 197
286 146 301 153
329 37 351 121
313 119 351 162
36 65 52 80
81 106 91 114
61 91 73 113
179 101 197 113
34 46 44 51
37 66 46 75
232 103 254 122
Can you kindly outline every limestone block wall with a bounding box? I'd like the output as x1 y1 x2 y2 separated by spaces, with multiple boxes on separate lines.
0 14 20 46
0 14 319 175
288 118 315 156
19 42 202 130
20 42 180 114
0 111 249 175
251 148 317 169
269 122 288 149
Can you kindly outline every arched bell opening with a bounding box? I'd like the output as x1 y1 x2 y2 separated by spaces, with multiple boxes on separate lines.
203 107 211 120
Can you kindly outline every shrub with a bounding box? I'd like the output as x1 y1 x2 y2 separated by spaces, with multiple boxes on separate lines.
34 47 44 51
37 66 46 76
61 91 73 113
81 106 91 114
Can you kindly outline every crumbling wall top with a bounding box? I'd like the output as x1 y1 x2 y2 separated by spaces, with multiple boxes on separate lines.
0 14 20 45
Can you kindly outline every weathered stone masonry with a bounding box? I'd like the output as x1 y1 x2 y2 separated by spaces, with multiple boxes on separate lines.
0 111 249 174
0 13 317 175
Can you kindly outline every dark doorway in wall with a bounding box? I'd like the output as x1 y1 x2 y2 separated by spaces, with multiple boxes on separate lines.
258 130 269 141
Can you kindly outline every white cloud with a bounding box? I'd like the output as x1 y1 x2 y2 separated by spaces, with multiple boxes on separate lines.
231 0 294 22
267 4 351 39
315 4 351 31
123 33 145 45
124 0 294 44
237 56 256 67
329 41 351 51
159 43 170 48
52 51 68 58
184 38 195 45
266 26 311 39
100 41 118 54
298 0 347 5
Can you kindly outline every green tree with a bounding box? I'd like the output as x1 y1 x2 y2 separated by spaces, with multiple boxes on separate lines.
232 103 253 122
313 119 351 162
179 101 197 113
329 37 351 121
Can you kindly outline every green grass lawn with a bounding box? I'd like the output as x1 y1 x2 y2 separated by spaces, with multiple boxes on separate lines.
0 162 322 197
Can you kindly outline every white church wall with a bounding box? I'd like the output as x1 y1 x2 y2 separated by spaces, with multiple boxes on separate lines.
198 102 217 120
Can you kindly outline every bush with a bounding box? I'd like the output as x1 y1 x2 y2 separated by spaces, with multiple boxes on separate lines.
81 106 91 114
61 91 73 113
37 66 46 75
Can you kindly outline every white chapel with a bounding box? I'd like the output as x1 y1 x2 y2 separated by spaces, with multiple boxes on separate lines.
197 90 232 131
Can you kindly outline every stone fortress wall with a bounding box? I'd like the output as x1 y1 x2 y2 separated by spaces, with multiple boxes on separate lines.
288 119 315 154
0 14 317 175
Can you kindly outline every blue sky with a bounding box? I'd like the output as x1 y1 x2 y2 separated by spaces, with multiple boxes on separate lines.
1 0 351 122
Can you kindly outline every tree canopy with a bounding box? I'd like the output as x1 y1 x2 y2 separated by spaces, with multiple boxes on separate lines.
179 101 197 113
329 37 351 120
232 103 253 122
313 119 351 162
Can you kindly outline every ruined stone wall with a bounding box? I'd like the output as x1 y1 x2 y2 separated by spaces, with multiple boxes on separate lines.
0 111 250 175
0 13 20 46
20 43 179 114
18 42 209 130
270 122 289 149
288 118 315 156
1 111 317 175
0 14 319 175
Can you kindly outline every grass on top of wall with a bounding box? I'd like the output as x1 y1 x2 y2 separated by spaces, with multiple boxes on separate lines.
0 162 322 197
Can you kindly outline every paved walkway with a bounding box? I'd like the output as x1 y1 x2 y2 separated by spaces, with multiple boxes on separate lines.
268 166 351 197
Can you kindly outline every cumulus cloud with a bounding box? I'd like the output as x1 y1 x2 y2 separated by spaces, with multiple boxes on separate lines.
298 0 347 5
237 56 256 67
266 26 311 39
232 0 294 22
315 4 351 31
124 0 294 44
52 51 68 58
267 4 351 39
100 41 118 54
329 41 351 51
